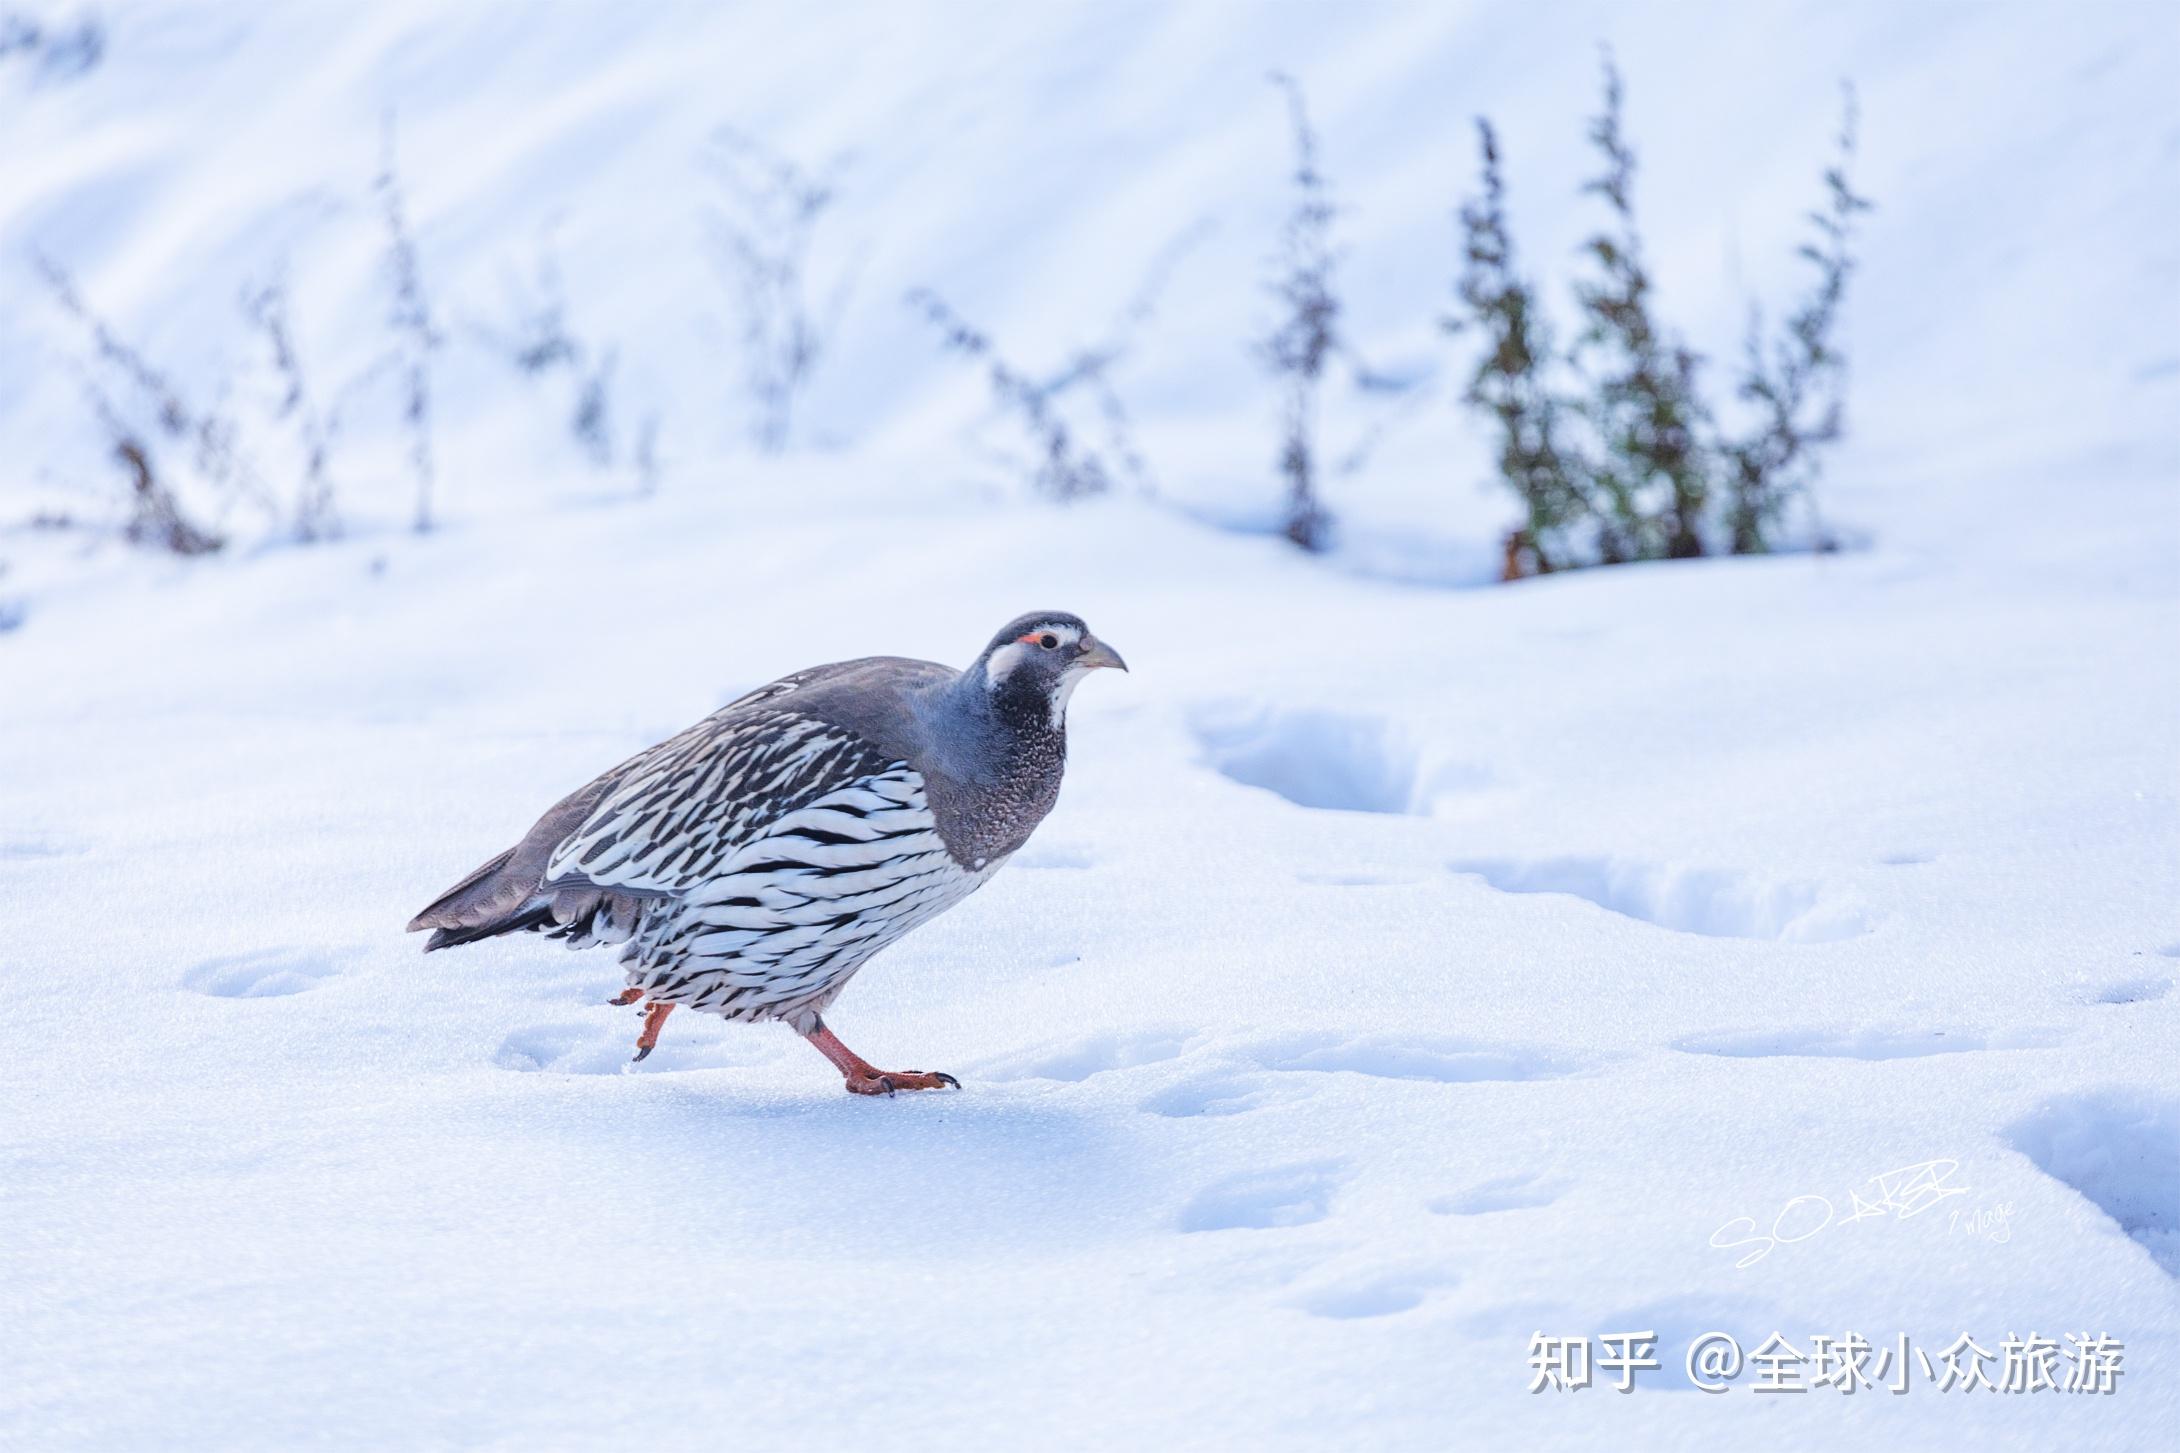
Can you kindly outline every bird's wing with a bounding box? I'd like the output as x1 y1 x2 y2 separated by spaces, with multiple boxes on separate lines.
543 704 904 899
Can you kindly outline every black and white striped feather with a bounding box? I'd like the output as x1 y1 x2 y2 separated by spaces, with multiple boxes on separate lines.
408 658 1037 1031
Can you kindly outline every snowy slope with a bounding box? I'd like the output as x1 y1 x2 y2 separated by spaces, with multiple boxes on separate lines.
4 1 2175 555
4 3 2180 1451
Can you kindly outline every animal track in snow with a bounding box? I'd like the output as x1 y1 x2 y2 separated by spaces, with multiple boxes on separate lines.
1429 1170 1569 1215
1141 1033 1580 1117
1248 1030 1587 1084
1179 1161 1346 1232
182 947 355 998
1292 1267 1456 1319
2008 1091 2180 1278
1879 850 1934 866
1190 703 1422 814
1142 1068 1308 1119
1451 855 1868 942
978 1028 1195 1083
494 1020 750 1074
2089 975 2171 1006
1674 1026 2060 1060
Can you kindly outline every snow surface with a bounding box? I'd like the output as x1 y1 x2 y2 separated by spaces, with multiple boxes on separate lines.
3 3 2179 1450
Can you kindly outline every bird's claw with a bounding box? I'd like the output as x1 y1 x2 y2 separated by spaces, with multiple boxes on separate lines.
843 1069 959 1096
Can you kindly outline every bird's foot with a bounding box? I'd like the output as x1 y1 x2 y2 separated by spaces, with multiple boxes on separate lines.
631 1000 675 1062
608 986 645 1006
842 1069 961 1097
802 1017 958 1096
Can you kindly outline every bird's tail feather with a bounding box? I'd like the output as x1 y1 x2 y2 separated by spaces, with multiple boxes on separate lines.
421 899 556 952
408 845 538 947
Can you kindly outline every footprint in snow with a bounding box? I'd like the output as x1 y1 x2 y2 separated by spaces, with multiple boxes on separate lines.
1191 703 1420 814
495 1018 753 1075
1244 1029 1589 1084
1291 1267 1458 1320
182 947 358 998
2088 975 2171 1007
1428 1170 1569 1216
1450 854 1869 942
1673 1026 2062 1060
1142 1068 1308 1119
1141 1032 1588 1117
2007 1090 2180 1279
1179 1161 1347 1232
977 1027 1196 1083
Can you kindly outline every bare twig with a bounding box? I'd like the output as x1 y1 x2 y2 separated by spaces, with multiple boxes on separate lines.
908 222 1208 502
77 376 223 555
242 273 338 540
0 9 103 81
908 289 1110 500
704 126 851 452
1260 73 1341 552
376 111 441 532
38 253 264 545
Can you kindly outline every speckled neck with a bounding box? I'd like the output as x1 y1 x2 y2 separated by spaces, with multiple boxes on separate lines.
919 662 1068 867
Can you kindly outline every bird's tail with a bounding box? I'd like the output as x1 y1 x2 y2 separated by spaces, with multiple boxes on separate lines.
408 778 619 952
408 846 541 952
417 901 557 952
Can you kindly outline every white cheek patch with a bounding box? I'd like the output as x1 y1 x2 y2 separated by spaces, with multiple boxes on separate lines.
985 640 1031 688
1049 665 1089 726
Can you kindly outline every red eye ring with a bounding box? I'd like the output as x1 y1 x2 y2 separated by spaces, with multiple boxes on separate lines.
1018 631 1061 649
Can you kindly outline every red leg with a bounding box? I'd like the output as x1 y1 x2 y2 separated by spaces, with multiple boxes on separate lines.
802 1018 959 1096
608 986 644 1006
632 1001 675 1062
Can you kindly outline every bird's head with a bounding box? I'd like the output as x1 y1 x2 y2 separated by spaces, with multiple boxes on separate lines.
971 610 1128 729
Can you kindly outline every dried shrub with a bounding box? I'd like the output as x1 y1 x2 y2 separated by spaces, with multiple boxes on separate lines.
1451 59 1872 576
704 127 853 452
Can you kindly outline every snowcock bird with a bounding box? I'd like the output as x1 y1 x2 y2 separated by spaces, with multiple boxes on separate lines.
408 613 1127 1093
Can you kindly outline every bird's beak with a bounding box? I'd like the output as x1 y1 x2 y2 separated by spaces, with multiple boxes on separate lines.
1077 636 1128 673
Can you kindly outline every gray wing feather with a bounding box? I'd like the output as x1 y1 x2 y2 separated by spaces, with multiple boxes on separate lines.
545 710 896 896
408 654 950 943
406 778 611 934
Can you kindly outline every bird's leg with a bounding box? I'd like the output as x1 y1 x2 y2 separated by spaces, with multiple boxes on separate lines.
608 986 644 1006
631 1001 675 1062
801 1018 959 1096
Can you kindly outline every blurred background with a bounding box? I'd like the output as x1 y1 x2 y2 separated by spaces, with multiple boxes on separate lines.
3 0 2170 590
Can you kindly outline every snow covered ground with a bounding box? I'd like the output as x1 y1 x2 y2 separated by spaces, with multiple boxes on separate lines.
3 3 2178 1450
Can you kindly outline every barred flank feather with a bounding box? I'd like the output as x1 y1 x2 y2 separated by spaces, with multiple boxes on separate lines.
409 704 997 1028
409 616 1111 1039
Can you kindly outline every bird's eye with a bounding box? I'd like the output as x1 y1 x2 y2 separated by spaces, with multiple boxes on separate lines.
1039 634 1058 649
